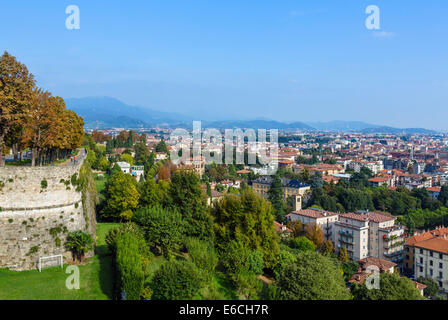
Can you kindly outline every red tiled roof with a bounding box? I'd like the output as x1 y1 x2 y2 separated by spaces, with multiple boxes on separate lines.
358 257 397 271
414 236 448 255
406 228 448 246
274 221 292 233
288 208 338 219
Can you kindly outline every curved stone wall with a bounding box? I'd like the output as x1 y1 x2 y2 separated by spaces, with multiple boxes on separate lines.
0 159 96 271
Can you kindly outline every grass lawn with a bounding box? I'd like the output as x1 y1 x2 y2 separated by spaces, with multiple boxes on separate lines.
94 173 108 202
0 222 119 300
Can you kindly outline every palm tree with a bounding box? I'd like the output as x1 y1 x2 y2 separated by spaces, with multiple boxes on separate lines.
65 230 94 262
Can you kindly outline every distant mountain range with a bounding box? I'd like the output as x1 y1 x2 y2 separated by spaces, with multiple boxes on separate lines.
66 97 438 134
65 97 191 129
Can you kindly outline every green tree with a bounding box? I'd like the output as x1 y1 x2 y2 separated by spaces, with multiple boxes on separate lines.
320 240 335 255
133 206 184 258
65 230 94 262
134 141 149 165
247 250 265 275
103 171 140 221
169 169 213 240
351 272 424 300
212 190 280 268
272 250 296 279
116 231 149 300
150 260 203 300
338 247 349 263
219 240 251 274
105 223 144 255
277 251 351 300
342 261 359 282
234 271 263 300
268 174 286 222
155 140 169 154
417 276 440 297
310 171 323 189
289 236 315 252
439 186 448 206
121 153 134 166
138 178 170 208
185 238 218 277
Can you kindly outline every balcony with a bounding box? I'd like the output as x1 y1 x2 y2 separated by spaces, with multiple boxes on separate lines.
384 241 404 250
339 230 354 237
383 249 405 258
339 237 354 245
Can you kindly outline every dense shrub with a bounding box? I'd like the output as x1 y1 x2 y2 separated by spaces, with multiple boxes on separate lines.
272 250 296 279
150 260 203 300
247 250 265 275
219 240 250 274
277 251 351 300
185 238 218 276
65 230 93 262
115 231 149 300
105 223 144 255
289 236 316 252
133 206 184 257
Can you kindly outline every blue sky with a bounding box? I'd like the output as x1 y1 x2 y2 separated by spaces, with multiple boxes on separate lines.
1 1 447 129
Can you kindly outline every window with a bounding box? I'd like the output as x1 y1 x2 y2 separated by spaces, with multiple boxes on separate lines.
420 267 423 272
440 263 443 269
440 253 443 259
420 249 423 254
420 257 423 263
439 271 443 278
430 269 433 276
430 251 433 257
430 260 433 267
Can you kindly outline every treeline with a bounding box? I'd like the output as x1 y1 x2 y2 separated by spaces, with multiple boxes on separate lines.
105 130 146 153
307 181 448 231
0 52 84 166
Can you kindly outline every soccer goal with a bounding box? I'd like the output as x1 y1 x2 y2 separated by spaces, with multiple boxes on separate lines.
38 254 63 272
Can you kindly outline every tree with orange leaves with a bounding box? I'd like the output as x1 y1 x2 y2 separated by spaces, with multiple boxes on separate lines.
0 51 35 166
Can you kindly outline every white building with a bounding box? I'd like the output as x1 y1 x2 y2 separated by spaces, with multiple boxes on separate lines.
116 161 131 174
414 235 448 293
334 211 405 265
286 208 339 241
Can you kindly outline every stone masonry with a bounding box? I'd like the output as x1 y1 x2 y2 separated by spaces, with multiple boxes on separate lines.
0 157 96 271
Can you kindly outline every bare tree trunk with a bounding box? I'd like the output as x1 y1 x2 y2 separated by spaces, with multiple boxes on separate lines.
13 143 18 162
31 147 37 167
0 134 4 167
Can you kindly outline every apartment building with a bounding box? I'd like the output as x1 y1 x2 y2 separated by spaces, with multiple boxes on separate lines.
334 211 405 264
404 227 448 276
348 160 384 175
414 235 448 293
285 208 339 240
369 213 405 264
252 177 310 200
334 212 370 261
